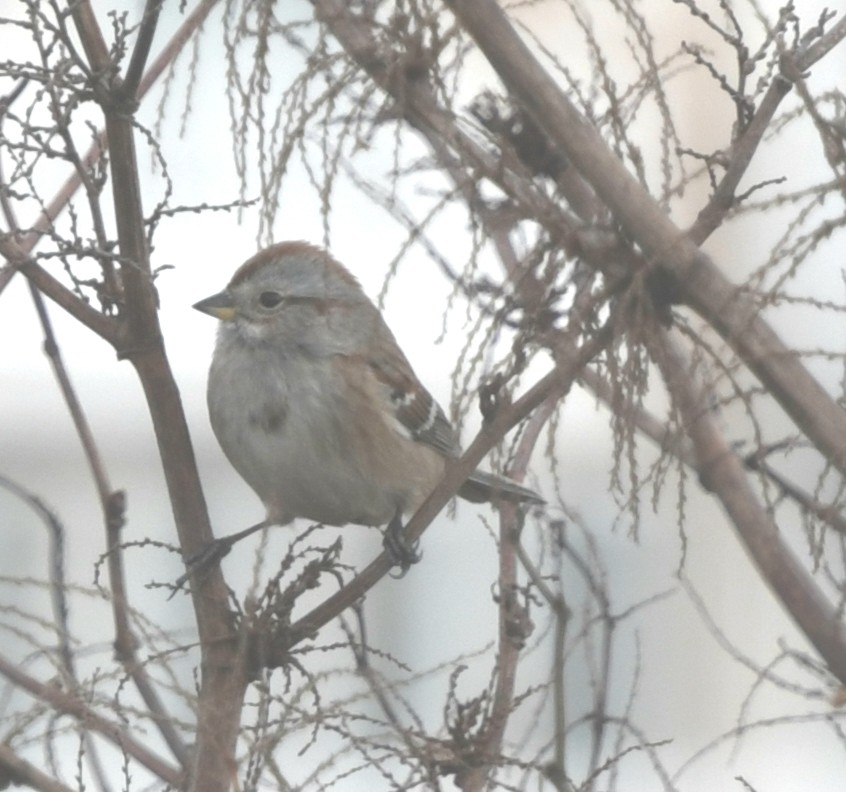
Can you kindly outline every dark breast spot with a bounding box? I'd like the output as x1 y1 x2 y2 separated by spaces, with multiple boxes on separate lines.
248 405 287 433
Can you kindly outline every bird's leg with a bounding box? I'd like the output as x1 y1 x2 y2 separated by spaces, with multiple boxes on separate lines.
383 510 421 574
172 520 271 593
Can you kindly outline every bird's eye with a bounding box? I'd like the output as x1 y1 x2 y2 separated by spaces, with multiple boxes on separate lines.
258 291 284 309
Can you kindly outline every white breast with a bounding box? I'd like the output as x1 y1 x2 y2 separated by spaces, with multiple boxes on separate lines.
207 336 443 528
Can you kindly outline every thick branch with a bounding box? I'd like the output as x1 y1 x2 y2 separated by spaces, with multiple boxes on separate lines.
310 0 586 237
68 2 112 75
106 98 244 792
0 743 76 792
649 327 846 685
442 0 846 479
122 0 164 97
66 5 247 791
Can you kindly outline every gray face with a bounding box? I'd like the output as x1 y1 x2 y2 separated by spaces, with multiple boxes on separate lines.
214 242 382 358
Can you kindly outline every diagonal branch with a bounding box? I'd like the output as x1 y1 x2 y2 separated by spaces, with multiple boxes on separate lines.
686 75 793 244
122 0 164 97
68 1 112 75
27 272 191 770
687 14 846 244
0 743 76 792
0 237 120 343
286 322 609 653
0 654 183 787
442 0 846 481
310 0 586 238
648 326 846 685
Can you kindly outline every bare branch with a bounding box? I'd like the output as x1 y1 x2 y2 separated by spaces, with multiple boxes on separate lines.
443 0 846 481
0 237 120 342
68 1 113 76
649 326 846 685
287 323 608 652
122 0 164 97
0 743 76 792
0 653 184 786
462 397 558 791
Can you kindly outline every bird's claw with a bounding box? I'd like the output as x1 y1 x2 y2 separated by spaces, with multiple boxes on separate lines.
171 537 237 597
383 515 422 576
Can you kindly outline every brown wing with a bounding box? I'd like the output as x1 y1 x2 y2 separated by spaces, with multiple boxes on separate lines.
367 354 459 459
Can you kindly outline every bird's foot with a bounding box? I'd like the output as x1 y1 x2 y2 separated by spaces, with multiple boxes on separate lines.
383 514 421 576
172 520 269 596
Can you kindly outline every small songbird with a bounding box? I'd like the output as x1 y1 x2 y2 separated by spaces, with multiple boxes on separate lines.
194 241 542 568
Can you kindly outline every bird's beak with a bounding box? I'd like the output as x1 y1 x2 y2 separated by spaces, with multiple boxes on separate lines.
193 290 236 321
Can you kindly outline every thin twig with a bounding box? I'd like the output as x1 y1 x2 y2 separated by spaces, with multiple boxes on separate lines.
0 474 117 792
9 0 219 257
0 653 183 787
1 128 190 767
461 395 559 791
686 75 792 244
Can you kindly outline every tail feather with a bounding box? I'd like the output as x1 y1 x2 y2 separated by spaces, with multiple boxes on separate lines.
458 470 544 506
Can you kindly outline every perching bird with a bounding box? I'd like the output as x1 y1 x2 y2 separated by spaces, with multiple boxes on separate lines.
193 241 542 569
